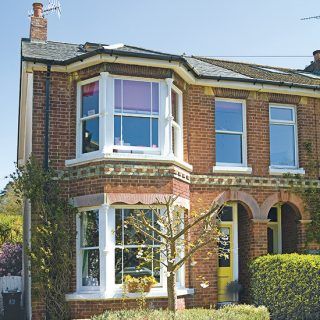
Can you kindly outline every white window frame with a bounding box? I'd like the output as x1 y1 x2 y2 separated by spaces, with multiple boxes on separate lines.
113 77 161 155
267 205 282 254
113 207 164 289
269 104 298 169
76 76 101 159
76 207 101 293
171 84 184 160
75 204 186 296
215 98 247 168
73 74 186 166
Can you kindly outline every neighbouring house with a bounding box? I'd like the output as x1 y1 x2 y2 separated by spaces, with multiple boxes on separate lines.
18 3 320 320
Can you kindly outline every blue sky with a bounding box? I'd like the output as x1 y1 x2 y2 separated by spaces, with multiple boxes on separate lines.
0 0 319 190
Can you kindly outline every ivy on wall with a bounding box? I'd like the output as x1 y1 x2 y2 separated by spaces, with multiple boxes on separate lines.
12 157 77 320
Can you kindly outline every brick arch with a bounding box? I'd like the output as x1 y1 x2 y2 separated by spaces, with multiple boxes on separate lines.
260 190 308 220
213 190 260 219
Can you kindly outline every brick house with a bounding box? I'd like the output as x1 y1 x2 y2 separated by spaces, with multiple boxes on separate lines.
18 3 320 319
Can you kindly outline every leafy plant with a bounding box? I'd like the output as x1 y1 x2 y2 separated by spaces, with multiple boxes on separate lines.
123 275 157 293
0 242 22 277
249 254 320 320
0 213 22 246
11 157 77 320
91 305 270 320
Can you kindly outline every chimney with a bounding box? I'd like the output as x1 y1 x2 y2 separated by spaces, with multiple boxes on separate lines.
313 50 320 62
30 3 47 42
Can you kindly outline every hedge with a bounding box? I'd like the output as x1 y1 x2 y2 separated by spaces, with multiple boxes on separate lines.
249 254 320 320
92 304 270 320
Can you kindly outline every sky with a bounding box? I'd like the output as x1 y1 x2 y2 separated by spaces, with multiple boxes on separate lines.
0 0 319 190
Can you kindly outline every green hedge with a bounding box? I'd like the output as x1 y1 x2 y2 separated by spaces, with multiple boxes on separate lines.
249 254 320 320
92 305 269 320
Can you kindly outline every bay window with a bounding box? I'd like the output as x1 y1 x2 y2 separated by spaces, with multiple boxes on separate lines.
76 205 186 296
215 99 247 167
74 73 185 163
269 105 298 168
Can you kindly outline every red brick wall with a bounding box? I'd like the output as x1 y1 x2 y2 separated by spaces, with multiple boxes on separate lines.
29 62 320 319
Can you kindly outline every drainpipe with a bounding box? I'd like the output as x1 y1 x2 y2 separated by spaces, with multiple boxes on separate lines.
44 65 51 170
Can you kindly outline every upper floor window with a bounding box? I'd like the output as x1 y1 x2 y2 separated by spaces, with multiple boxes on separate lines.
75 74 184 162
114 79 159 150
215 99 246 166
81 81 99 154
269 105 297 168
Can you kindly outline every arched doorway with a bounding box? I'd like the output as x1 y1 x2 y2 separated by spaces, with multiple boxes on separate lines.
217 201 253 303
267 203 301 254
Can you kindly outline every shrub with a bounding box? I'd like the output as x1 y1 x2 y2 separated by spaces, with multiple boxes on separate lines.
92 305 270 320
249 254 320 320
0 213 23 246
0 242 22 276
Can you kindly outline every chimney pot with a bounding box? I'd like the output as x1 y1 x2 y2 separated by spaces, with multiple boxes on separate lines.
313 50 320 62
33 3 43 18
30 2 47 42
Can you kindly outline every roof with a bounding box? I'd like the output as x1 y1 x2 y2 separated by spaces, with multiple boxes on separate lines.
21 38 320 89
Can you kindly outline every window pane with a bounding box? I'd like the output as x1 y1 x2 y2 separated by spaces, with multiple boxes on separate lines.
218 227 230 267
115 247 153 284
114 116 121 146
82 249 100 286
115 79 122 113
82 81 99 117
270 107 293 121
115 209 122 245
270 124 295 166
123 80 151 114
123 209 152 245
216 133 242 164
122 116 150 147
152 119 158 148
80 210 99 247
152 83 159 115
268 207 278 222
82 118 99 153
172 90 178 122
219 206 233 222
215 101 243 132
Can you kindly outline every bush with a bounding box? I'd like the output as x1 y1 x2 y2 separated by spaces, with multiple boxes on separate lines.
249 254 320 320
0 213 23 246
92 305 269 320
0 242 22 276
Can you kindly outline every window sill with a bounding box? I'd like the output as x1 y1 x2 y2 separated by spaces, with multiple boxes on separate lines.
65 287 195 301
65 152 193 172
269 167 305 176
212 166 252 174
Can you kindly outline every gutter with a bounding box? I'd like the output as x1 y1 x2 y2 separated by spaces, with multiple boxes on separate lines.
44 65 51 170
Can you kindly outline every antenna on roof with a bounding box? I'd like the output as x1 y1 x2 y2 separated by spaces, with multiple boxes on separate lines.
28 0 62 19
301 15 320 21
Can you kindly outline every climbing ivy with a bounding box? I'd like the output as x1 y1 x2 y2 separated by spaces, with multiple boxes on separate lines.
286 142 320 244
11 157 77 320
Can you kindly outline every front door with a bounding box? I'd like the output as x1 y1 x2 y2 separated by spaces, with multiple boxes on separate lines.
217 204 238 302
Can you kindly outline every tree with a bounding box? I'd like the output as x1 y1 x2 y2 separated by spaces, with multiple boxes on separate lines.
0 182 23 245
0 182 23 216
123 196 224 312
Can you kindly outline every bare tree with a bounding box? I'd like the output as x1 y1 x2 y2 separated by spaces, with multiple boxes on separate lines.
122 196 225 312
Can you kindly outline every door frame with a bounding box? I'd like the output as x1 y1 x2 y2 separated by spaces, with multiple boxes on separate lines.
217 202 239 302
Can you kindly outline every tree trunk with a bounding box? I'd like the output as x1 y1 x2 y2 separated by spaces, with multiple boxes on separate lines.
167 271 177 312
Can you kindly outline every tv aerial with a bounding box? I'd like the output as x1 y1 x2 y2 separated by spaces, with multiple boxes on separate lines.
28 0 62 19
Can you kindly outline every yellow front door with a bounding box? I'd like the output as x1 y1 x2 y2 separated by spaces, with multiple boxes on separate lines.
217 204 238 303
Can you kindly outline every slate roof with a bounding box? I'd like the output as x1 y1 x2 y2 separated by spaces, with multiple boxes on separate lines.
21 38 320 89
